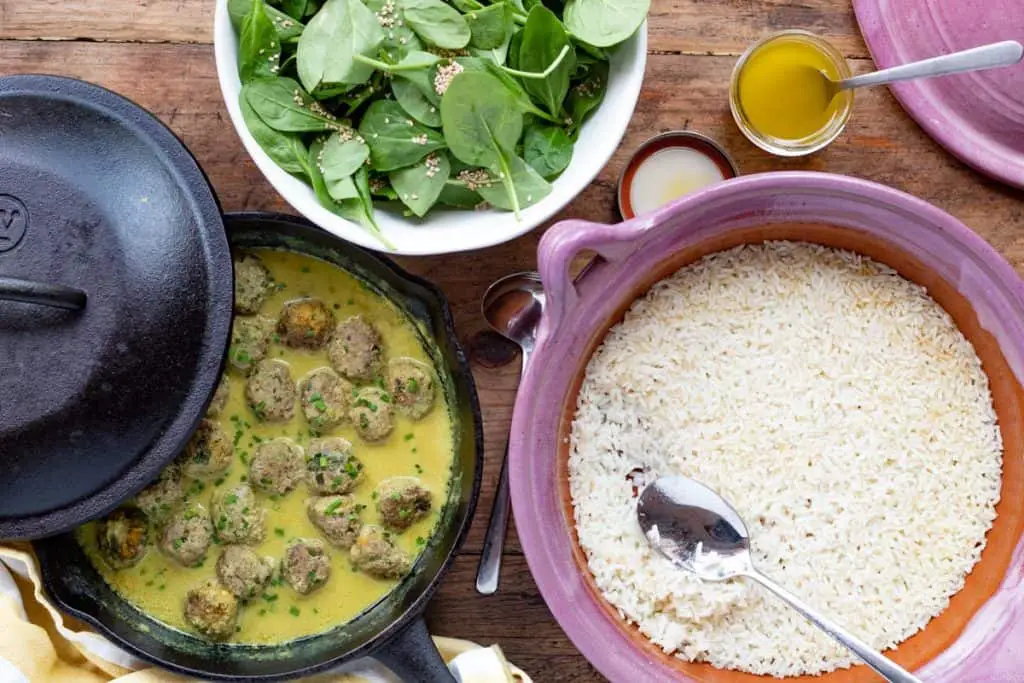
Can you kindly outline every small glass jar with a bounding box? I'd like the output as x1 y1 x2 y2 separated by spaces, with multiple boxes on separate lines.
730 30 854 157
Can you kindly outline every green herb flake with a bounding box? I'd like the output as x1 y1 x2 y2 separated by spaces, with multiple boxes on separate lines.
290 606 301 616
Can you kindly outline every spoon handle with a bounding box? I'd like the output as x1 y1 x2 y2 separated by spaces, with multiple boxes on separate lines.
745 570 922 683
475 447 511 595
839 40 1024 91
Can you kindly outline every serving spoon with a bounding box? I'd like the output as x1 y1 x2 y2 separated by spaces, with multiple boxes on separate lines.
474 272 545 595
819 39 1023 100
637 476 922 683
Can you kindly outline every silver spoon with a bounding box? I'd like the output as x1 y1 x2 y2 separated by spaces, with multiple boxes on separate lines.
475 272 545 595
820 39 1023 100
637 476 922 683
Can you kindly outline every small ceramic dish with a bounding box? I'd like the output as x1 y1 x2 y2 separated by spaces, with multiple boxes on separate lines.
617 131 739 219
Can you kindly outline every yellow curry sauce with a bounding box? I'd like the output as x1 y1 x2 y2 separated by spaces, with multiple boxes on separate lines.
79 249 455 644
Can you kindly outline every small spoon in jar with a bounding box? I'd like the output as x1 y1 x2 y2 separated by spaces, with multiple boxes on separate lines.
637 476 922 683
474 272 545 595
818 39 1023 101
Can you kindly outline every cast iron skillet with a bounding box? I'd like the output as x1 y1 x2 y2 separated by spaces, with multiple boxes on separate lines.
34 212 484 682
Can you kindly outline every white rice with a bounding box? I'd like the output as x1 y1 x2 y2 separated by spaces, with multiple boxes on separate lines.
568 241 1002 677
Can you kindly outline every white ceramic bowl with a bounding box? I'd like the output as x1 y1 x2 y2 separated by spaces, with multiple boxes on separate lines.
213 0 648 255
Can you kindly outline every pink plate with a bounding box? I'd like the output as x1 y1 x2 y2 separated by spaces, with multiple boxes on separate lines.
853 0 1024 188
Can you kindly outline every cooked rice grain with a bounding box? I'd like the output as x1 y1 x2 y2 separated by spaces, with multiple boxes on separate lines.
568 241 1002 676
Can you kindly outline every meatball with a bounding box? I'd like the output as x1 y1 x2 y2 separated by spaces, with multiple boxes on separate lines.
388 357 436 420
278 298 335 349
96 508 149 569
185 579 239 641
307 495 364 549
229 315 274 373
306 437 365 495
246 359 296 422
211 484 266 545
249 437 304 495
179 419 233 480
134 463 184 526
282 538 331 594
327 316 384 382
216 546 276 599
375 477 432 531
207 375 231 418
299 367 353 434
160 503 213 567
234 252 273 315
350 387 395 443
349 525 411 580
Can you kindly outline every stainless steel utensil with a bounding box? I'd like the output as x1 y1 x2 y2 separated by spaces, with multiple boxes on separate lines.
637 475 922 683
475 272 545 595
821 39 1023 99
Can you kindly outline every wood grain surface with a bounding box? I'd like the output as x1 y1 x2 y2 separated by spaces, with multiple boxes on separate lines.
3 2 1023 681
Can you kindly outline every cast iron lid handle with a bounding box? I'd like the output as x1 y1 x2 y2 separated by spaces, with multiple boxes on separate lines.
0 276 87 310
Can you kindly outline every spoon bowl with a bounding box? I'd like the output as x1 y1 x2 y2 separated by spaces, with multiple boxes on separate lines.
637 475 922 683
481 272 545 348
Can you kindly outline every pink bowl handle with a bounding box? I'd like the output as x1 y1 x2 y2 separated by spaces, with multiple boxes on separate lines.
537 217 651 336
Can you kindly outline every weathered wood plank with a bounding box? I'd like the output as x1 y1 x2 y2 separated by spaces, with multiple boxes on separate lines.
0 0 868 56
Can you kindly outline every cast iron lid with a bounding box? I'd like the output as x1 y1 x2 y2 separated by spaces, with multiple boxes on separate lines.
0 75 232 540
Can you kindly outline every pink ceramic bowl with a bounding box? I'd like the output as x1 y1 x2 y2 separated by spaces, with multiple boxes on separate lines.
509 171 1024 683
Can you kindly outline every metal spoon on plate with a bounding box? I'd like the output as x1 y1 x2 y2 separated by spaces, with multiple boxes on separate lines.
637 475 922 683
818 39 1022 101
475 272 545 595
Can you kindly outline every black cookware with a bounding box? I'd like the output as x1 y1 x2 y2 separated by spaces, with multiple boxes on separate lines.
34 213 484 682
0 75 231 540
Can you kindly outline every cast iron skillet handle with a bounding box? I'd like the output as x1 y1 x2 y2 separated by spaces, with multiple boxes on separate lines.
375 617 456 683
0 276 87 310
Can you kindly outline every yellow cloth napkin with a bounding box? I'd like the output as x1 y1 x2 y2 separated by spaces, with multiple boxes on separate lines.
0 545 530 683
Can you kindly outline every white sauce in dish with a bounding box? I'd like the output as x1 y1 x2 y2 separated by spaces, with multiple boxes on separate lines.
629 147 725 215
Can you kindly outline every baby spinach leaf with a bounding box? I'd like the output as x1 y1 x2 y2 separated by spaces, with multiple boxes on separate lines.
328 175 359 201
518 5 575 117
399 0 471 50
394 68 441 106
476 148 551 211
359 100 447 171
365 0 423 59
239 0 279 83
320 131 370 181
563 0 649 48
392 78 442 127
230 0 305 40
389 152 451 217
280 0 309 20
438 182 482 208
339 167 388 243
308 140 391 246
369 174 401 199
244 77 341 131
566 58 608 138
522 121 573 178
239 93 309 175
440 71 523 170
297 0 384 92
467 3 512 50
470 30 512 65
507 29 523 69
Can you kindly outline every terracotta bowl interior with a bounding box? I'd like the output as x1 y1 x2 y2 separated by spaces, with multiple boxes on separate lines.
555 222 1024 682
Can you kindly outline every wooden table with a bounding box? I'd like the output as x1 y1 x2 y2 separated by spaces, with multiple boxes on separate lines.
5 1 1023 680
